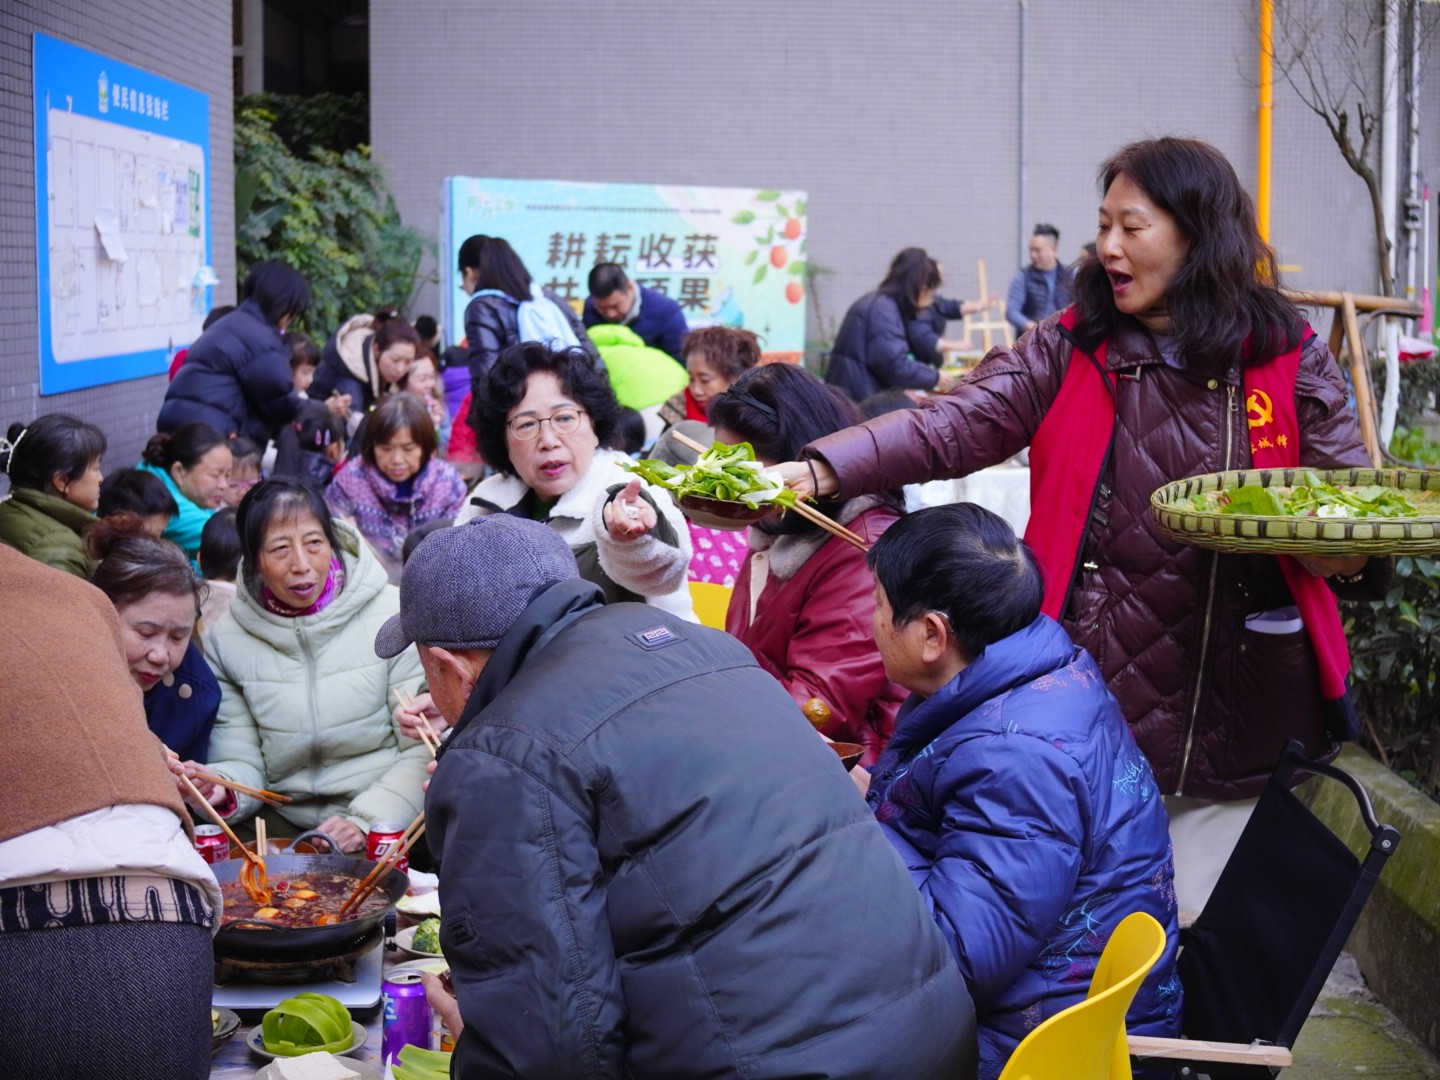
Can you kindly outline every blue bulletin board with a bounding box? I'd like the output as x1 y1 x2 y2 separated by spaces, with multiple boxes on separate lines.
442 178 809 361
33 33 212 394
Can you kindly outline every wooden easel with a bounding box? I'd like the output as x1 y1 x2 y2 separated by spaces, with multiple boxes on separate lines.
960 259 1014 352
1282 289 1423 467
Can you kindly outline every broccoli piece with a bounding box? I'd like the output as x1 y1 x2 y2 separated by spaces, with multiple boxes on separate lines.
411 918 442 954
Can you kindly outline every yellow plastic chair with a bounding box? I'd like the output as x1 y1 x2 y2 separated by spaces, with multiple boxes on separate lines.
688 580 733 630
998 911 1166 1080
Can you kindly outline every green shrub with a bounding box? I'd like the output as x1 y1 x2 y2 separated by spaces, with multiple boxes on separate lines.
234 95 431 338
1343 555 1440 803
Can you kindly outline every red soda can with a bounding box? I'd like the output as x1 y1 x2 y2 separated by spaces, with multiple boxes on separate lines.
382 970 432 1062
193 824 230 864
366 822 408 872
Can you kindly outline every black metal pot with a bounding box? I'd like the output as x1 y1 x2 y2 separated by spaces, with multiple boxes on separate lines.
212 851 408 962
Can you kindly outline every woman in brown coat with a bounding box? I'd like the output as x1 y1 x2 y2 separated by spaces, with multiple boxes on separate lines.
775 137 1388 913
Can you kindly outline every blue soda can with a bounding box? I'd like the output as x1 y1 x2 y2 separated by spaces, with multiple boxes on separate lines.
382 970 432 1063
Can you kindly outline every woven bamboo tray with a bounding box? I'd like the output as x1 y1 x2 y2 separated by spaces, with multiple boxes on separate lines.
1150 468 1440 555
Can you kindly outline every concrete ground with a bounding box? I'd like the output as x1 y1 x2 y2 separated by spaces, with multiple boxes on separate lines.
1285 955 1440 1079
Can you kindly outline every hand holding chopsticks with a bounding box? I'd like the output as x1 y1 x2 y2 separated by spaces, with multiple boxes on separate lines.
394 687 442 758
190 768 292 808
339 810 425 915
177 773 271 903
668 430 870 552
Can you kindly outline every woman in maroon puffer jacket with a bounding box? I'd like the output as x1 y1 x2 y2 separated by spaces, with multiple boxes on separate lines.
771 138 1388 913
708 364 907 767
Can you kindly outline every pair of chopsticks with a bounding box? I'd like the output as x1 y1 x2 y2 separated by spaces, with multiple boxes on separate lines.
668 430 871 552
190 768 292 809
339 810 426 916
178 773 271 902
394 687 442 758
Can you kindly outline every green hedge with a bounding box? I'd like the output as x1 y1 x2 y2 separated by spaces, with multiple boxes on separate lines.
234 94 431 338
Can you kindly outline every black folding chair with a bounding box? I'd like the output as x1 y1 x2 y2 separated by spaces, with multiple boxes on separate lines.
1129 740 1402 1078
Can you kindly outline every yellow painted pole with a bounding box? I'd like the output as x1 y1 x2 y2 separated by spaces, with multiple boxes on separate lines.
1258 0 1274 242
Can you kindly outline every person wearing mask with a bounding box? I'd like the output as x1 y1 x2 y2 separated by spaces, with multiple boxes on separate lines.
88 516 221 763
0 546 219 1079
709 364 907 766
326 394 467 584
0 413 107 576
377 516 978 1080
824 248 959 401
775 137 1388 913
862 504 1180 1079
310 307 422 433
583 262 691 360
158 261 310 443
136 424 233 561
1005 224 1073 337
184 478 427 852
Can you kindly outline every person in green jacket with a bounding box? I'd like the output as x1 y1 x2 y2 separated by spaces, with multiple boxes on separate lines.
180 477 428 853
0 414 107 577
136 423 233 560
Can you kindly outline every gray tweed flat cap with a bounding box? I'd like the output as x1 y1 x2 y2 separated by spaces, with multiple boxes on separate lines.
374 515 580 658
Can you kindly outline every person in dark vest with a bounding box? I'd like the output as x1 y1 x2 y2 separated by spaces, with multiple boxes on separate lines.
377 515 978 1080
1005 223 1073 337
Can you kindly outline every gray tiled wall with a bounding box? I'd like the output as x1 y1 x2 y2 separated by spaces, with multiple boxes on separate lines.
0 1 234 474
369 0 1435 352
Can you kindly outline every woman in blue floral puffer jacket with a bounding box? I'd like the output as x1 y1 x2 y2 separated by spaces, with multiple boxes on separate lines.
863 504 1182 1080
325 394 466 584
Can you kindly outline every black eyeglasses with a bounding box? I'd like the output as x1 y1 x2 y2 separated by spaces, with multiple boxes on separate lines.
506 408 587 441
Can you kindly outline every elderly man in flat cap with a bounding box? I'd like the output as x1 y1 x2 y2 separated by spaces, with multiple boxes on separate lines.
375 515 976 1080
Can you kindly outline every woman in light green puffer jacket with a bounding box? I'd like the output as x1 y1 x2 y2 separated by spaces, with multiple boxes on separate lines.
195 479 427 852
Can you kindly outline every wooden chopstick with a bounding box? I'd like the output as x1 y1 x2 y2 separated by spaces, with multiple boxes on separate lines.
393 687 440 758
342 823 426 915
786 500 871 552
339 810 425 915
667 430 869 551
255 817 268 860
190 769 292 806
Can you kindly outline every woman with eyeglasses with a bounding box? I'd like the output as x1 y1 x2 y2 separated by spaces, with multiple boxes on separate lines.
457 342 694 614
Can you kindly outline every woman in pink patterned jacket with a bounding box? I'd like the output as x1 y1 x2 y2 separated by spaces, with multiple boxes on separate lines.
325 393 467 583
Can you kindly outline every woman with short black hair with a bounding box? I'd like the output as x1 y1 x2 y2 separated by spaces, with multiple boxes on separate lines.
0 413 106 576
708 363 906 765
186 477 427 852
98 468 179 537
325 393 467 583
459 342 693 617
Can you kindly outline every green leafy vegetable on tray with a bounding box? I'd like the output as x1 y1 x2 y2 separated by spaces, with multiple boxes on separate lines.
1195 470 1420 519
625 440 800 509
412 917 441 954
261 992 352 1056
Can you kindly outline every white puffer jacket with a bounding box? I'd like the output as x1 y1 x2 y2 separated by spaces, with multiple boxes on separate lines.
458 449 696 622
203 520 428 833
